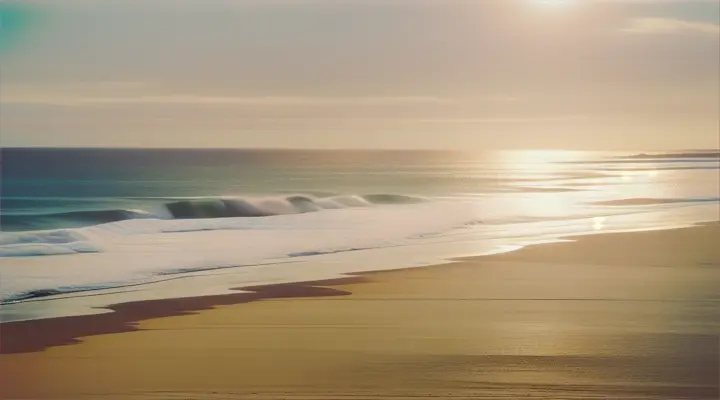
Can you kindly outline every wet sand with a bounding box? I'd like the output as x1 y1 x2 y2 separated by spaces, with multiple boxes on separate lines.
1 223 719 399
591 198 717 206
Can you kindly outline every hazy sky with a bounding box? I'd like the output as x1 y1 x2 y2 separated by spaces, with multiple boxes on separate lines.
1 0 718 149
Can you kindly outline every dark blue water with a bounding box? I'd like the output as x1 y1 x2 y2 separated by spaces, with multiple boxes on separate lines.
5 148 718 232
1 148 498 231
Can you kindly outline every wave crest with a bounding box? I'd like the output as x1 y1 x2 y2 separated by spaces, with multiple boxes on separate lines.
3 193 426 230
0 230 102 257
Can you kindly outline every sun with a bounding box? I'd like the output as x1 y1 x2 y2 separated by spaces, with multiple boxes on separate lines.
534 0 573 8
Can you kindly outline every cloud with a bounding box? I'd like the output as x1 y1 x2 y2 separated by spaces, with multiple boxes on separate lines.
0 86 520 107
0 93 456 107
621 18 720 35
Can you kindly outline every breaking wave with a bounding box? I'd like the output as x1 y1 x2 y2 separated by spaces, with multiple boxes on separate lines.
1 193 425 231
0 196 490 303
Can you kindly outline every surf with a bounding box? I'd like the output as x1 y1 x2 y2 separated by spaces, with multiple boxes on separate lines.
0 198 489 303
1 193 426 231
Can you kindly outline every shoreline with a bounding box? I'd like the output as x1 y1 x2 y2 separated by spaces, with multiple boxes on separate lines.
0 278 361 354
1 221 717 356
1 222 718 399
1 199 716 323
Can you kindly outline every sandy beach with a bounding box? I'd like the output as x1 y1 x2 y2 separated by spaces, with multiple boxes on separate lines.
4 0 719 397
1 224 719 399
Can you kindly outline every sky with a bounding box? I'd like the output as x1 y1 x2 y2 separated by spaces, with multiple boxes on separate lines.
1 0 718 150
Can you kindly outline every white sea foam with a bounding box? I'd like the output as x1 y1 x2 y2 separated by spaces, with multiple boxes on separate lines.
0 200 483 302
2 195 718 305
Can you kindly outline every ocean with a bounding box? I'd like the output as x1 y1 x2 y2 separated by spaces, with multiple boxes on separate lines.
1 148 718 321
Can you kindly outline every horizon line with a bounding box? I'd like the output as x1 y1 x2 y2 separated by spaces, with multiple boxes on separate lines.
2 146 718 153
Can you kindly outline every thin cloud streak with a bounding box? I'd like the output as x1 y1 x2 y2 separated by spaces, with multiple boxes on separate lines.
0 94 458 107
621 17 720 34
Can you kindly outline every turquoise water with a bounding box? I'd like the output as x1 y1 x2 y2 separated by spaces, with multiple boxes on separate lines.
1 148 718 316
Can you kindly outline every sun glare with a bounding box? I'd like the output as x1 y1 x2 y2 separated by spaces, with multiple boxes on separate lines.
534 0 572 8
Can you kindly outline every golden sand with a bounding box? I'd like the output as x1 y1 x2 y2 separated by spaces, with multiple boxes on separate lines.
1 224 719 399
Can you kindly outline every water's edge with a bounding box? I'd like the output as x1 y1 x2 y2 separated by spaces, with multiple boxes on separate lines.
1 220 714 327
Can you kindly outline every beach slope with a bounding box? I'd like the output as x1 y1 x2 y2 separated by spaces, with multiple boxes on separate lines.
1 224 719 399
